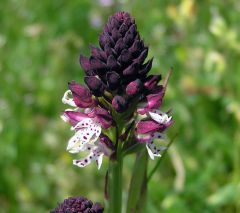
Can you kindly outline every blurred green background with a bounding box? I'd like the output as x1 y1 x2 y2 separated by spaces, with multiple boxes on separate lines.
0 0 240 212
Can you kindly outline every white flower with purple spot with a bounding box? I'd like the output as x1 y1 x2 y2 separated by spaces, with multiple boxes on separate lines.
61 81 113 169
136 109 173 160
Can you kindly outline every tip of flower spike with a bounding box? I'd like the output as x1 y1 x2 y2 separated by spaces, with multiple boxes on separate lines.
113 11 132 22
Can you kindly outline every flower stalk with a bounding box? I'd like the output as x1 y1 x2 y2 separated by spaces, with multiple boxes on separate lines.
108 154 123 213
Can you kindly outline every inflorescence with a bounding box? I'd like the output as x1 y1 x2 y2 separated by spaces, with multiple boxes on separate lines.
61 12 173 169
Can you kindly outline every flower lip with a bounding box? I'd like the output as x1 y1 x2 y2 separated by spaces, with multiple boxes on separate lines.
66 118 101 152
73 146 104 170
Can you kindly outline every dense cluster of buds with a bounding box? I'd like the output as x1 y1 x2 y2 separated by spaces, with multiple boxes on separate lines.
80 12 153 112
61 12 173 169
51 196 104 213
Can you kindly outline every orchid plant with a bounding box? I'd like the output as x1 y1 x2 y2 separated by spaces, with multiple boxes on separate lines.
60 12 173 213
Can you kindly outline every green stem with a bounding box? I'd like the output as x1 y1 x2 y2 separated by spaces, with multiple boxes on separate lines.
126 150 148 213
108 155 123 213
108 125 123 213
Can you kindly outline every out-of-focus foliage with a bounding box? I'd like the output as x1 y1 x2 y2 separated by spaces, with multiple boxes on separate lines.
0 0 239 212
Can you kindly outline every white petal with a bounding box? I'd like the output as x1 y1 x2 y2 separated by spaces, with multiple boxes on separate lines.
62 90 77 107
72 119 101 143
149 111 171 124
66 131 85 152
96 154 104 170
146 143 155 160
72 118 93 130
73 157 92 168
73 147 104 169
146 141 162 160
69 143 94 154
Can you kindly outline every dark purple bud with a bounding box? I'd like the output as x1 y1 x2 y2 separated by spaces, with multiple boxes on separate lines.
126 79 143 96
107 55 118 70
78 12 153 96
90 57 107 71
104 44 114 56
139 58 153 75
99 33 107 49
99 33 114 49
114 38 124 54
144 75 162 91
123 63 138 76
134 48 148 64
79 55 91 72
129 24 137 35
108 17 120 29
68 81 94 108
119 23 128 35
91 46 107 61
112 95 128 113
123 28 135 46
106 71 120 90
84 76 105 96
118 49 132 64
112 29 121 42
129 39 143 56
